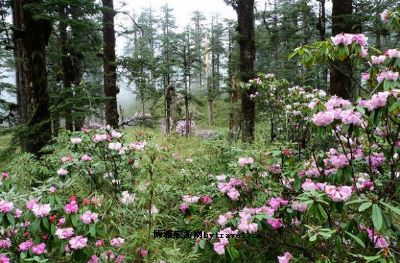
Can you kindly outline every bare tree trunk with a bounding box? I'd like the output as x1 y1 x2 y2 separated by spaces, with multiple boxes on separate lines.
236 0 256 142
16 0 52 155
102 0 119 128
330 0 353 100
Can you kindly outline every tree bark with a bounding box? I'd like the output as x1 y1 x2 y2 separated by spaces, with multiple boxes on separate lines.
102 0 119 128
330 0 353 100
16 0 52 155
236 0 256 142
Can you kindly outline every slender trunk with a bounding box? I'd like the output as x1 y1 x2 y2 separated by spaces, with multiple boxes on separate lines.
236 0 256 142
102 0 119 128
330 0 353 100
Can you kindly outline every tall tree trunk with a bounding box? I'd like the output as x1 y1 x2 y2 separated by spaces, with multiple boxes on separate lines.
16 0 52 155
236 0 256 142
102 0 119 128
59 5 74 131
317 0 328 88
330 0 353 100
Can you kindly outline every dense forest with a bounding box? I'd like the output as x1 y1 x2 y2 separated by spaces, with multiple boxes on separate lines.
0 0 399 262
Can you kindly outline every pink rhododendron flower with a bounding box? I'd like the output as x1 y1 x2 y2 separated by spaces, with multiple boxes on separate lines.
88 255 100 263
64 200 79 214
0 239 11 249
366 152 385 168
95 240 105 247
80 211 99 224
213 242 226 255
0 200 13 213
32 243 47 255
199 195 212 205
69 236 88 250
377 70 399 83
182 195 200 204
217 212 233 227
81 154 92 161
227 188 240 200
361 72 370 81
110 237 125 248
312 111 335 126
340 110 363 125
238 157 254 167
130 141 147 150
111 130 122 138
0 254 10 263
137 247 148 257
351 34 368 46
386 48 400 58
108 142 122 151
371 55 386 64
267 218 283 229
325 185 353 202
179 203 189 213
380 9 390 22
291 201 308 212
268 197 288 210
19 240 33 251
331 33 353 46
57 168 68 176
31 204 51 218
1 172 9 179
55 228 74 239
26 198 38 209
92 134 108 142
278 252 293 263
359 91 390 111
302 179 318 191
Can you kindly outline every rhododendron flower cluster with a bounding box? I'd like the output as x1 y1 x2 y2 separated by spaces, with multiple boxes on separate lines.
278 252 293 263
0 200 14 213
55 228 74 239
377 70 399 83
64 200 79 214
238 157 254 167
325 185 353 202
69 235 88 250
110 237 125 248
217 178 245 200
80 210 99 224
31 203 51 218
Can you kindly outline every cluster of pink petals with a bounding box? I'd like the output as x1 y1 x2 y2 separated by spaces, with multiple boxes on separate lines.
0 254 10 263
199 195 212 205
386 48 400 58
361 72 370 81
55 227 74 239
0 239 11 249
31 203 51 218
356 174 374 190
238 157 254 167
130 141 147 151
57 168 68 176
217 211 234 227
32 243 47 255
237 210 258 233
64 200 79 214
19 240 33 251
291 201 308 212
108 142 122 151
217 178 245 201
366 153 385 168
110 237 125 248
371 55 386 65
312 111 335 126
81 154 92 161
331 33 368 47
92 134 110 143
182 195 200 204
325 96 351 110
267 218 284 229
213 227 238 255
377 70 399 83
380 10 390 22
325 149 349 168
80 210 99 224
340 110 364 125
278 252 293 263
268 197 288 210
325 185 353 202
111 130 122 138
0 200 14 213
267 163 282 174
359 91 390 111
69 235 88 250
359 225 389 248
302 179 326 191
